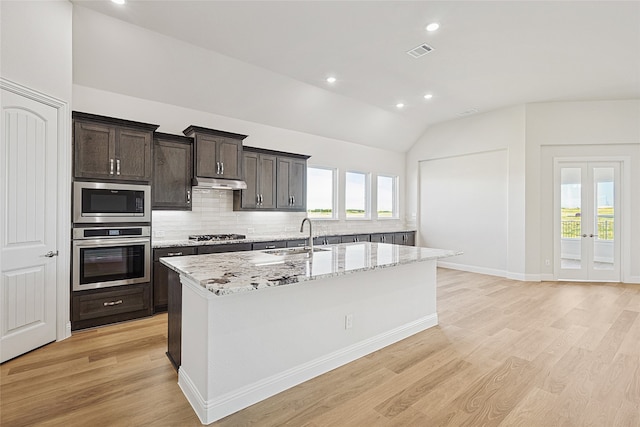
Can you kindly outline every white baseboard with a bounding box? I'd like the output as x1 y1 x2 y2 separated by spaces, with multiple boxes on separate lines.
626 276 640 284
438 261 546 282
179 313 438 425
437 261 507 278
540 273 556 281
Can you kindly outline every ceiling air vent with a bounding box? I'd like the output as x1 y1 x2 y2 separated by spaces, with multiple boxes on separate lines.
407 43 434 58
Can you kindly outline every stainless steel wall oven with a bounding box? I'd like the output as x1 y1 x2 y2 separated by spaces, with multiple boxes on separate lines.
72 226 151 291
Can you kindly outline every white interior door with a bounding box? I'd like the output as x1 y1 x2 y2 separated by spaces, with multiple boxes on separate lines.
1 87 59 362
556 161 621 282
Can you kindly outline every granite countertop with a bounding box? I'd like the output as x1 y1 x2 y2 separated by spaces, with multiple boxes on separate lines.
152 229 417 248
160 242 459 296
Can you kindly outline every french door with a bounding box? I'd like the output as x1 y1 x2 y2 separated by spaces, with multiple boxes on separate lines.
555 161 621 281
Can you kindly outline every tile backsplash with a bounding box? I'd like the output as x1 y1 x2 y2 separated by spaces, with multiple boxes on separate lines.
152 189 407 240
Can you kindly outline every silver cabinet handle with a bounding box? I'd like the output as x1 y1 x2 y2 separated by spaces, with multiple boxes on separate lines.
167 252 183 256
103 299 123 307
260 194 263 205
43 250 58 258
582 234 588 237
110 158 114 175
216 161 220 174
116 159 121 175
265 245 276 249
187 189 191 203
221 162 224 175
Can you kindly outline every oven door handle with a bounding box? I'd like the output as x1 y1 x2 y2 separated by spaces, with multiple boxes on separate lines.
73 237 151 247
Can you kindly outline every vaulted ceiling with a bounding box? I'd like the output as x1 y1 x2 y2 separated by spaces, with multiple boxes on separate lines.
72 1 640 152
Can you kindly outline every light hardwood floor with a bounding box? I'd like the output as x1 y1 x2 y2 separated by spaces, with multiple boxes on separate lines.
2 269 640 426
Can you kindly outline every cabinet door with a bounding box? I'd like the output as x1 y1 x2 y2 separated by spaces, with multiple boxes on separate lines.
277 157 306 210
74 121 116 179
241 152 259 209
195 135 218 178
153 138 193 210
217 138 243 180
153 246 197 312
115 128 152 181
259 154 277 209
289 159 306 210
394 232 415 246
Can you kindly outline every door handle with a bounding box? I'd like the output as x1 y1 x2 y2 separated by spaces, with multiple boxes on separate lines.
110 159 114 175
116 159 121 175
187 189 191 203
43 250 59 258
221 162 224 175
216 162 220 174
582 234 588 237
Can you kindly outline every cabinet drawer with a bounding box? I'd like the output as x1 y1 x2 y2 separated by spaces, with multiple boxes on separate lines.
340 234 371 243
252 241 287 250
72 285 151 322
154 246 197 261
198 243 252 254
286 239 308 248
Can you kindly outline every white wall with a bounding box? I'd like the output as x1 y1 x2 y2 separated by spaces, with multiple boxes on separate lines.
406 106 527 279
420 150 508 275
526 100 640 282
0 0 72 102
407 99 640 282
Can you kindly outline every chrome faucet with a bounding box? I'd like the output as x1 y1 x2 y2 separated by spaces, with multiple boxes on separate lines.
300 217 313 254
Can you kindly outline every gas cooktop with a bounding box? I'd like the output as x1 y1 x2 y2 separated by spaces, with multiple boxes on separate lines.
188 234 246 241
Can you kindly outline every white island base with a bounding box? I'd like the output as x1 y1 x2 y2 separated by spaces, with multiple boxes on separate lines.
178 259 438 425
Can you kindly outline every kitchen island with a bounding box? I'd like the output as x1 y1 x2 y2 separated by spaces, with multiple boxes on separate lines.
160 242 458 425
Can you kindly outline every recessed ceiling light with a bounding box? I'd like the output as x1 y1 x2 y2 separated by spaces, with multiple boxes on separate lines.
424 93 433 100
111 0 126 4
426 23 440 32
396 103 405 109
326 76 337 84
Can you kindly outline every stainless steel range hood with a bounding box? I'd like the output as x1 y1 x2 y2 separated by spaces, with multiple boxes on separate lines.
192 176 247 190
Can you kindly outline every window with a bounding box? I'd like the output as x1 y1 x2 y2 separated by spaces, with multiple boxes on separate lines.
377 175 398 219
307 166 336 219
345 171 370 219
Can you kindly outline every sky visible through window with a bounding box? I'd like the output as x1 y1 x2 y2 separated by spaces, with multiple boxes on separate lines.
346 171 367 217
377 175 396 217
307 167 334 218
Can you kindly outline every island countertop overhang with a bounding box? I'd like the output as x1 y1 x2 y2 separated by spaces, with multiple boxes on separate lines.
160 242 460 296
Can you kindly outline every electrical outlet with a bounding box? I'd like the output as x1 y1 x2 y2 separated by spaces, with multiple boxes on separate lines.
345 314 353 330
545 259 551 266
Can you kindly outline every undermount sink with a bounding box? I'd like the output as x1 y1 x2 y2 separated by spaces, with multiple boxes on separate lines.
263 247 329 256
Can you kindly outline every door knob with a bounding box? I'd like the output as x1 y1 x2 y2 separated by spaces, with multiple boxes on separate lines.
43 251 59 258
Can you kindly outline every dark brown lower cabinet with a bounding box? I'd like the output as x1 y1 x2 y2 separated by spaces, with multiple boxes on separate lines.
166 268 182 370
153 246 197 313
394 231 416 246
71 283 152 331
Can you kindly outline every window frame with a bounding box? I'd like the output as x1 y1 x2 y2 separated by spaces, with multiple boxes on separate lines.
376 174 399 220
345 170 371 220
306 165 338 220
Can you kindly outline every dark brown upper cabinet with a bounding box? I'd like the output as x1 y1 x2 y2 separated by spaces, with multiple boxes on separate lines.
276 156 307 211
235 149 277 210
73 112 158 183
153 133 193 211
234 147 309 212
183 126 246 181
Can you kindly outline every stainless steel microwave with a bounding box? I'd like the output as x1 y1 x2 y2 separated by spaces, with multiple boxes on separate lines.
73 181 151 224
